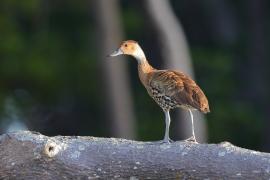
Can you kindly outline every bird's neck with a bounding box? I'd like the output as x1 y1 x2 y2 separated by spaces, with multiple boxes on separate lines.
132 47 152 68
131 46 155 86
136 57 155 87
133 47 147 64
138 59 154 72
132 48 154 71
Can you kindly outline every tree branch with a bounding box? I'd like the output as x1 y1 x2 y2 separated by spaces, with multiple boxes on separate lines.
0 131 269 179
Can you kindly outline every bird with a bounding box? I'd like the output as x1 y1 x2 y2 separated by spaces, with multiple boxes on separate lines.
109 40 209 143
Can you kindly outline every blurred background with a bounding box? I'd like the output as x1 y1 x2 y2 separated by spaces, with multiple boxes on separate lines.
0 0 269 152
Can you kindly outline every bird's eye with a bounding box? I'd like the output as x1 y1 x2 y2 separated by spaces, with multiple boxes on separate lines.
124 44 128 47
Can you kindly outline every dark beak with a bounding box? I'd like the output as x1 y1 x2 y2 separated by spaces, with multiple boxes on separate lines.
107 49 123 57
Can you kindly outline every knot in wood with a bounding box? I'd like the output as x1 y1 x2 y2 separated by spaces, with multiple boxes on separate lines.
44 140 61 158
219 141 233 147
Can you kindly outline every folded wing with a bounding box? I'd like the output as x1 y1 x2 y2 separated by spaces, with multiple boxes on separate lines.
148 70 210 113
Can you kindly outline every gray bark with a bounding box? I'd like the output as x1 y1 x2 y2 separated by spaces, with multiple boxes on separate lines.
92 0 137 139
144 0 207 142
1 131 270 179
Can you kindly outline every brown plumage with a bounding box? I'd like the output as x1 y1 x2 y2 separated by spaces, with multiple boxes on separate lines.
109 40 210 143
138 63 209 113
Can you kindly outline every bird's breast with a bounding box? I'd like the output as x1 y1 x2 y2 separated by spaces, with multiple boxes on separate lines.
147 87 178 111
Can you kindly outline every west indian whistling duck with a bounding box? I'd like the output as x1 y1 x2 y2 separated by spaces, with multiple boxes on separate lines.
109 40 209 143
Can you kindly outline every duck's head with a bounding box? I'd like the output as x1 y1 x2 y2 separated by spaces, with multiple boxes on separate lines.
109 40 146 61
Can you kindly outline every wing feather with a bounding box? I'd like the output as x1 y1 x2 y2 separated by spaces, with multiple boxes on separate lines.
148 70 209 113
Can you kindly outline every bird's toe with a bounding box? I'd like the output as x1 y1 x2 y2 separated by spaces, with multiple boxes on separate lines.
184 136 198 143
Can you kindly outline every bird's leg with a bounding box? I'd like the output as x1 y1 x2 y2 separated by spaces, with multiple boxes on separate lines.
162 110 173 143
184 110 197 143
147 111 173 144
